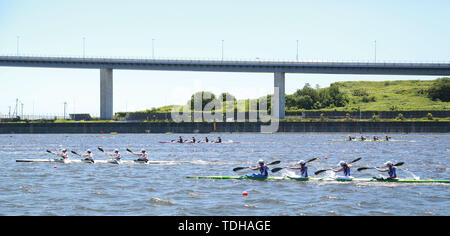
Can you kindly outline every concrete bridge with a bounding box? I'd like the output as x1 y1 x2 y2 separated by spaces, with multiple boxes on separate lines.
1 56 450 120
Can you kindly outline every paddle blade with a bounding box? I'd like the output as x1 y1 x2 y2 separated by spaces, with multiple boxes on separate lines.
271 167 283 173
306 158 318 163
357 167 372 172
350 158 362 164
46 149 52 153
268 161 281 165
126 148 133 153
314 169 328 175
233 167 247 172
394 162 404 167
71 151 78 155
98 147 104 152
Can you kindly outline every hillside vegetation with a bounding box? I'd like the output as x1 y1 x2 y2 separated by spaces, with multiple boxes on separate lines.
330 79 449 111
118 78 450 116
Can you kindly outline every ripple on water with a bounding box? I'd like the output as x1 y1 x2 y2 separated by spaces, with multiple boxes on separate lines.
150 197 176 206
188 192 208 198
1 133 449 216
321 195 346 201
367 210 393 216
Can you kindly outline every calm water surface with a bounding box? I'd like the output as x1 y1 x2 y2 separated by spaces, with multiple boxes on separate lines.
0 133 449 216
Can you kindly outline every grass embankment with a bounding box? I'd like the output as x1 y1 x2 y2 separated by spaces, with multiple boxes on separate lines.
121 79 450 115
329 80 449 111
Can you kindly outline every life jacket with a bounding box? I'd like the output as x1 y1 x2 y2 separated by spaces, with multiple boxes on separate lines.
388 166 397 178
260 165 269 176
343 165 351 176
300 166 308 178
140 153 148 160
61 152 69 159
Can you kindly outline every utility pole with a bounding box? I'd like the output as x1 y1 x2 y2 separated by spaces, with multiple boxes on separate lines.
16 36 20 56
83 37 86 58
14 98 18 117
152 39 155 59
296 40 299 62
221 40 224 61
374 40 377 62
21 103 24 119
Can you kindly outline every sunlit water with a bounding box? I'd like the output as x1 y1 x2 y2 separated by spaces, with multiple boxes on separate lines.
0 133 449 216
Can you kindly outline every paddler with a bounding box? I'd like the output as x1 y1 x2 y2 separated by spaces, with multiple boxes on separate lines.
215 137 222 143
247 159 269 178
374 161 398 179
132 149 149 163
331 161 353 179
373 136 379 141
177 136 184 143
360 136 366 141
57 149 69 160
385 136 391 141
108 149 121 162
81 149 94 163
204 137 209 143
286 160 308 178
190 137 196 143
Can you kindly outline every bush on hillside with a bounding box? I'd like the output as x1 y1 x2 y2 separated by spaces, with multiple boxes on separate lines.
428 78 450 102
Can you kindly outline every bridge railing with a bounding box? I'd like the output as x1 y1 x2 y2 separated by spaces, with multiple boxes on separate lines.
1 54 450 66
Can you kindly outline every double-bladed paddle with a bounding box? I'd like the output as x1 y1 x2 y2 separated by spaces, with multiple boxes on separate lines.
127 148 149 163
71 150 94 163
271 158 318 173
357 162 404 172
233 160 281 172
71 150 81 156
314 157 362 175
98 146 121 164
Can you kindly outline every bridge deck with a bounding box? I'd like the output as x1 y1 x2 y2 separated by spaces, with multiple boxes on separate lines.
1 56 450 75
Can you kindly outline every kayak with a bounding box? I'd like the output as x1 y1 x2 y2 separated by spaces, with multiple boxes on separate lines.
328 140 411 142
186 176 450 184
186 176 285 180
159 141 240 144
16 159 191 165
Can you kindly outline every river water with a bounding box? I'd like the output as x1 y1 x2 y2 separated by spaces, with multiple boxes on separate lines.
0 133 448 216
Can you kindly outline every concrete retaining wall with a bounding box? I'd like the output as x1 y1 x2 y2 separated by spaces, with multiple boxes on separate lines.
0 121 448 133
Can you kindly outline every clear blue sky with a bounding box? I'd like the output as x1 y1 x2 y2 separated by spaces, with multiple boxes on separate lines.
1 0 449 117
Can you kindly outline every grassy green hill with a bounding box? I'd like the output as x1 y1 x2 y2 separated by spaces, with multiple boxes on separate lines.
118 78 450 117
330 80 449 111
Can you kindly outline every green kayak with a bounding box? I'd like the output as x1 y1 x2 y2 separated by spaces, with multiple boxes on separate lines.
186 176 450 183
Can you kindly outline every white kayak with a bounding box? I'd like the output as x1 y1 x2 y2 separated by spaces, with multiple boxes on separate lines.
16 159 191 165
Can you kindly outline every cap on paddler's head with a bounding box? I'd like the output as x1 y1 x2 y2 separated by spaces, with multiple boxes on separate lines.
258 159 264 164
384 161 393 166
298 160 306 165
338 161 347 166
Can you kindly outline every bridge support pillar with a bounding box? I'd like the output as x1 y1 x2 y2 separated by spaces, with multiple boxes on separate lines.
100 68 113 120
273 72 285 120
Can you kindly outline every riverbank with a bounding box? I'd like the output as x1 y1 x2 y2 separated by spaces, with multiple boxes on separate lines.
0 121 449 133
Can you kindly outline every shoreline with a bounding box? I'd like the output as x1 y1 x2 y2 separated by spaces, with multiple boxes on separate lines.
0 121 449 134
